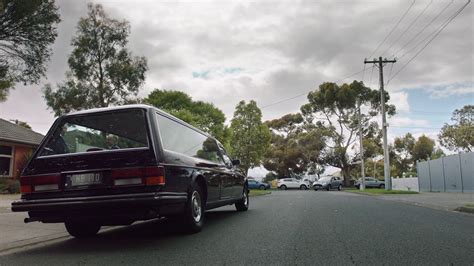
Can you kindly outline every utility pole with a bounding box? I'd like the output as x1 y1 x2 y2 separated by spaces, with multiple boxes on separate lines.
358 99 365 190
364 57 396 190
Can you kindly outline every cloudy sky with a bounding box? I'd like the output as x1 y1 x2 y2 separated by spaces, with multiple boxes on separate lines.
1 0 473 173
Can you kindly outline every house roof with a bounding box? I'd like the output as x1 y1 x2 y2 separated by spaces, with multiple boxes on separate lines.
0 118 44 146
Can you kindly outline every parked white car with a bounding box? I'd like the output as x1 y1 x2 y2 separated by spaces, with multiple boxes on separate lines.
277 178 310 190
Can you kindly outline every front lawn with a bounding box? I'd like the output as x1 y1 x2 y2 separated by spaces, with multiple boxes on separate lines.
345 188 419 195
455 205 474 214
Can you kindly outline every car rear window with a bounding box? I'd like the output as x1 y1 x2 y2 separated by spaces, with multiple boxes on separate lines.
39 109 149 157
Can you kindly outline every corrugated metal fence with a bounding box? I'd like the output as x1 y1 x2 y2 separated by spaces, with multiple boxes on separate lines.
417 152 474 193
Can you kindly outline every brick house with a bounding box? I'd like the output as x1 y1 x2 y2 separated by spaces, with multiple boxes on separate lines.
0 119 44 179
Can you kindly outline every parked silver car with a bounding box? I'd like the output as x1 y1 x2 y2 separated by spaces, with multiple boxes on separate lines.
355 177 385 189
312 176 343 191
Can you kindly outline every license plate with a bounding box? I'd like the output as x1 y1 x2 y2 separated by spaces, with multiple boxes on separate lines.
67 173 103 187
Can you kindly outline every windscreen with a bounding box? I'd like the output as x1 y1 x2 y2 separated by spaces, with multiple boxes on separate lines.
39 109 149 157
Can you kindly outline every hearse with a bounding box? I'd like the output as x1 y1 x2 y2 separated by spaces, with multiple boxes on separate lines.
12 105 249 237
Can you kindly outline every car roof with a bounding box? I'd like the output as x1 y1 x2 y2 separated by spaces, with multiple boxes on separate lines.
61 104 215 141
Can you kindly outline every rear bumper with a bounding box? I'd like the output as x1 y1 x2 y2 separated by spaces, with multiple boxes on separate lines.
11 192 188 222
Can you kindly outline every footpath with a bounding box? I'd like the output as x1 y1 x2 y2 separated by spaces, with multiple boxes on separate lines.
367 192 474 213
0 194 68 254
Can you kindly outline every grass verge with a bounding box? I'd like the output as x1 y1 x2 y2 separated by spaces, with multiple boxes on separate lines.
249 189 271 197
344 188 418 195
455 205 474 214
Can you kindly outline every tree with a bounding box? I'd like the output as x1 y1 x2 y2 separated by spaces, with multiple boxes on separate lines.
392 133 415 177
10 119 31 130
413 135 435 161
43 3 147 116
229 100 271 175
0 0 60 101
297 124 328 176
439 105 474 152
263 172 277 183
300 81 395 186
263 113 327 177
412 135 435 162
430 147 445 160
263 113 305 177
144 89 228 143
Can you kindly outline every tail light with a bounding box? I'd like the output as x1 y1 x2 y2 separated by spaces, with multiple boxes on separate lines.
111 166 165 187
20 174 61 194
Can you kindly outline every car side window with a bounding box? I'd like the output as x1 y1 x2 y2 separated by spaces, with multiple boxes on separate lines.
157 114 222 164
217 144 233 168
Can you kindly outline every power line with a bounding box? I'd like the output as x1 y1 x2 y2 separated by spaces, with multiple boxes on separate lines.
382 0 434 57
391 126 442 129
367 0 416 59
393 0 455 58
368 64 375 89
388 0 471 82
397 2 459 60
260 68 365 109
409 109 454 114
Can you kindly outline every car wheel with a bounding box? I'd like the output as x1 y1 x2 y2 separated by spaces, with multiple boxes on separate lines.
338 184 342 191
326 185 331 191
259 185 265 190
314 187 319 191
300 185 307 190
65 221 101 238
380 184 385 189
280 185 287 190
235 186 249 212
182 182 205 233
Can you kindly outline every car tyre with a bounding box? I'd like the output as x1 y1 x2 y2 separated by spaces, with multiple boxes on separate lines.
259 185 265 190
379 184 385 189
300 185 307 190
280 185 287 190
326 185 331 191
338 184 342 191
314 187 319 191
181 182 205 234
235 186 249 212
65 221 101 238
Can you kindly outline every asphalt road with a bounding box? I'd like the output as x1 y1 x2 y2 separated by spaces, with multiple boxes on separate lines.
1 191 473 265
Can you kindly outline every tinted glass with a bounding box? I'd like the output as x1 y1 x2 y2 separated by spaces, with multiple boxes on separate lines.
0 157 11 176
218 144 232 167
157 114 221 163
0 146 12 156
39 110 149 156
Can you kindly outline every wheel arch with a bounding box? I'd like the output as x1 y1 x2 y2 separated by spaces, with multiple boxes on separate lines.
191 173 208 204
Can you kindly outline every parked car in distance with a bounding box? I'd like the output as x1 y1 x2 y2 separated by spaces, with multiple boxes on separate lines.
248 179 270 190
354 177 385 189
277 178 310 190
11 104 248 237
312 176 343 191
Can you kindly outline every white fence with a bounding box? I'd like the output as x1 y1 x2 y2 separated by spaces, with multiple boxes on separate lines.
391 177 419 192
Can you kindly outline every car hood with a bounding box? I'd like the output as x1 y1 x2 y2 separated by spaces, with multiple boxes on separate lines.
313 181 329 185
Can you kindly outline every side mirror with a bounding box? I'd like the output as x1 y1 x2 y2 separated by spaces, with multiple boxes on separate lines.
231 159 240 166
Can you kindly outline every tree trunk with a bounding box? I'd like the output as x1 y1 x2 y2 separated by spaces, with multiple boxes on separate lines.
342 167 352 187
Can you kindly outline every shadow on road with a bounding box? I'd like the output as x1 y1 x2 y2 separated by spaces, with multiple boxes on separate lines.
12 209 240 255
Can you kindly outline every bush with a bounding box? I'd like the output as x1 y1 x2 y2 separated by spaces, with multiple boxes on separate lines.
0 179 20 194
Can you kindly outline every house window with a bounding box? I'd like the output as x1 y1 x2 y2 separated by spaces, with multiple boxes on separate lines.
0 145 13 177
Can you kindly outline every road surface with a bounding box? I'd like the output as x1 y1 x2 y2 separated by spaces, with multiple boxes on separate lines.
1 190 473 265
